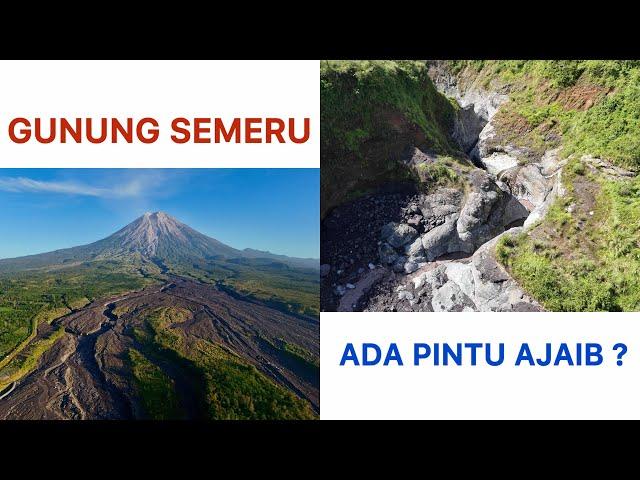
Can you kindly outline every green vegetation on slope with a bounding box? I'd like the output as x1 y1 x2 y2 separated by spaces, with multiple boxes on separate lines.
450 60 640 168
259 334 320 373
0 327 65 389
279 339 319 369
127 348 181 420
415 157 464 187
498 168 640 311
322 60 456 154
135 307 316 420
1 253 317 364
321 60 460 216
0 260 160 359
166 257 319 317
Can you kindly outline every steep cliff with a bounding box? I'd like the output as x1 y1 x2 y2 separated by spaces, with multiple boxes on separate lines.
320 60 461 218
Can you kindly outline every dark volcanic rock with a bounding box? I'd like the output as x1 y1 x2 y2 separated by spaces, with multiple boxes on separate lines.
0 278 319 419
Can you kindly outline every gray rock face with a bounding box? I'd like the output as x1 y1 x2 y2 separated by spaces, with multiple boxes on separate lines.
384 229 541 312
420 188 462 226
472 121 498 160
456 170 512 246
362 62 568 313
404 237 425 257
502 195 531 227
428 62 508 122
403 260 420 274
444 262 475 300
428 62 510 167
431 280 476 312
499 164 548 208
469 123 531 174
480 153 519 175
453 105 487 153
408 254 427 264
489 148 566 228
421 215 459 261
412 266 446 291
381 222 418 248
372 148 551 312
377 168 532 273
457 190 499 241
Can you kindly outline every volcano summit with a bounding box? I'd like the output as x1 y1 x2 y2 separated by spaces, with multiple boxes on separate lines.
0 211 318 271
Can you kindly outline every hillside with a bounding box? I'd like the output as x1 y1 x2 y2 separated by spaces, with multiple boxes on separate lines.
321 60 640 312
320 60 462 218
448 60 640 311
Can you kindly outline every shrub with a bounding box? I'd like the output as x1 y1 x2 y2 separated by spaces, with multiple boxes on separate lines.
418 162 459 185
569 160 586 176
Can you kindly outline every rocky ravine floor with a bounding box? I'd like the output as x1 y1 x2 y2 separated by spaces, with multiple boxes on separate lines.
0 277 319 419
321 69 567 313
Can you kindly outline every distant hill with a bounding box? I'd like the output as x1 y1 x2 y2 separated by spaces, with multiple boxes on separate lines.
242 248 319 270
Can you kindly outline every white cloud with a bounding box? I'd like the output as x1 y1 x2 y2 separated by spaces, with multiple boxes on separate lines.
0 175 162 198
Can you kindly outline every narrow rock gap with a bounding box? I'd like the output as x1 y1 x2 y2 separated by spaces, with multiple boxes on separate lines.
452 104 488 168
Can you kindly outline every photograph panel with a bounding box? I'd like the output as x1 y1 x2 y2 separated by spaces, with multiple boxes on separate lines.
321 60 640 312
0 168 319 419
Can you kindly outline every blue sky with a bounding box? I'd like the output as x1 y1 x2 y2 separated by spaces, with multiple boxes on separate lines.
0 169 319 260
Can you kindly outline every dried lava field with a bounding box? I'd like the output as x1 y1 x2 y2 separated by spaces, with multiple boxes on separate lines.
0 276 319 420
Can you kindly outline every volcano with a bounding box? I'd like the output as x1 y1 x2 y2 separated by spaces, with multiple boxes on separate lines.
88 211 246 260
0 211 318 271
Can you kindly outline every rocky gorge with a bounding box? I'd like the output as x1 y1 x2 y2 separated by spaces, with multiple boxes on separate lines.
321 61 568 312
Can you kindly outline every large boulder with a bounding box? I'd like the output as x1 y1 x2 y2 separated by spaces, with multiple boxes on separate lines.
443 262 475 300
387 230 542 313
457 170 503 244
404 237 425 257
501 195 531 227
403 259 420 274
419 188 462 229
431 281 476 312
413 265 447 291
377 170 535 270
470 121 498 160
381 222 418 248
499 164 549 209
421 215 459 261
480 153 518 175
